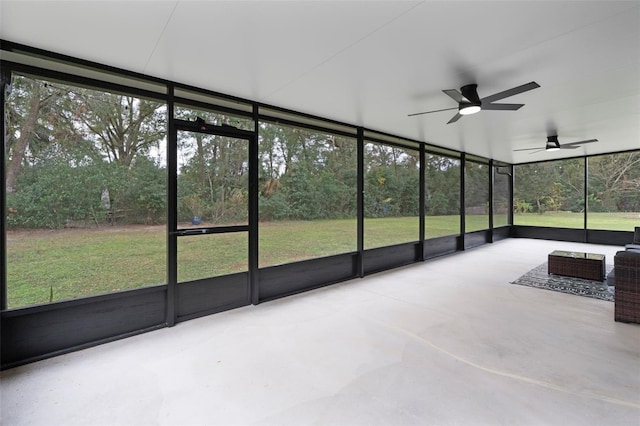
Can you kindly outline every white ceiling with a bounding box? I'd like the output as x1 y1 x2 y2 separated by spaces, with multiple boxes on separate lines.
1 0 639 163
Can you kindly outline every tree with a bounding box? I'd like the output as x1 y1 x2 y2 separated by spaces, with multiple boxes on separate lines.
588 152 640 211
425 154 460 215
465 162 489 213
5 77 67 193
177 113 249 224
364 143 419 218
60 90 165 168
514 159 584 214
6 75 167 228
258 122 357 221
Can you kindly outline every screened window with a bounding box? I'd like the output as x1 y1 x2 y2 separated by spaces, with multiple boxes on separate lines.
5 74 167 308
587 152 640 231
364 142 420 248
424 153 461 238
176 130 249 228
493 164 510 227
465 160 490 232
258 121 357 266
514 158 584 228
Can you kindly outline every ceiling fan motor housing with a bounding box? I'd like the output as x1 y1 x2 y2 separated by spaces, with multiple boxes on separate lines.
546 135 561 151
459 84 482 114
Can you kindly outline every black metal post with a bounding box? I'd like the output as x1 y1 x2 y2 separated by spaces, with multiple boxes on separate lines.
460 153 466 250
419 144 425 260
0 69 9 310
508 164 514 226
488 159 494 243
357 127 364 277
249 105 259 304
166 85 177 327
584 156 588 243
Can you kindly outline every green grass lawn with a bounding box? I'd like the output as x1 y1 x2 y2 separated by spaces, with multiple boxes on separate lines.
6 212 638 308
6 226 167 308
515 211 640 230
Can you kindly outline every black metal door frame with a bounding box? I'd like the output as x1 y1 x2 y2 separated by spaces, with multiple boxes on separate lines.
167 117 257 325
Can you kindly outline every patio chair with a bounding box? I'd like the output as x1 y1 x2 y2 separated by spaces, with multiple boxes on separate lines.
625 226 640 251
614 249 640 324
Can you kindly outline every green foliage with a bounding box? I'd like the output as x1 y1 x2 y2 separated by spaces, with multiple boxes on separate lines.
427 190 450 215
6 74 167 229
513 199 532 214
8 159 110 228
116 157 167 224
587 193 605 212
176 130 249 225
514 159 584 214
425 155 460 216
7 156 167 229
258 122 358 221
363 143 420 218
258 192 292 221
465 162 490 209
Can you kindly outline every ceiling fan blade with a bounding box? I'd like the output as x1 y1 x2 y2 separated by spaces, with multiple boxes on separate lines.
480 81 540 104
513 146 542 151
443 89 467 103
559 145 581 149
561 139 599 147
407 106 458 117
447 112 463 124
481 103 525 111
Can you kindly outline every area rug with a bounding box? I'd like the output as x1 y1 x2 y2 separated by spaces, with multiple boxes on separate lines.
510 263 614 302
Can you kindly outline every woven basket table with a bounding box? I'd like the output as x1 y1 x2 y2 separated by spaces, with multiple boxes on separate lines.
548 250 606 281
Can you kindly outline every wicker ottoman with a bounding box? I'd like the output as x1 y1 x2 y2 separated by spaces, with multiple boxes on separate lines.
548 250 606 281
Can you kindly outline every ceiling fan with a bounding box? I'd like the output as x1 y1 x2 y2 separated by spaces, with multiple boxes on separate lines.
514 135 599 154
408 81 540 124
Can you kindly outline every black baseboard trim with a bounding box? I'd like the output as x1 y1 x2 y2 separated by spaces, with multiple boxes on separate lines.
1 324 166 371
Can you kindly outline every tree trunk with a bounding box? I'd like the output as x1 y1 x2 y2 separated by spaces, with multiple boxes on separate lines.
6 83 42 193
196 133 206 188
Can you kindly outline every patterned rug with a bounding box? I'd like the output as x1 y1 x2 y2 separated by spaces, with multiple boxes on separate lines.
510 262 614 302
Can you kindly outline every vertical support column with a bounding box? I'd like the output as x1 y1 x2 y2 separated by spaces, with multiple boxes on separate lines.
508 164 514 227
488 159 494 243
166 85 177 327
357 127 364 277
249 105 260 304
418 144 425 261
460 152 466 250
584 156 589 243
0 69 9 310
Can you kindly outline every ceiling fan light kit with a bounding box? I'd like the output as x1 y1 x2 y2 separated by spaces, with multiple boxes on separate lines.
459 104 481 115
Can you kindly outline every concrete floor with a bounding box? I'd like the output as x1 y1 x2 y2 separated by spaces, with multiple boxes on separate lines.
1 238 639 426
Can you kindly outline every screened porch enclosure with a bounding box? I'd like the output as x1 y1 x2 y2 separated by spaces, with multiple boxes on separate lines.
1 41 638 369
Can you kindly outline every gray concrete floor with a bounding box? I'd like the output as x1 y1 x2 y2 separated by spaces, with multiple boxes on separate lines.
1 238 639 426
